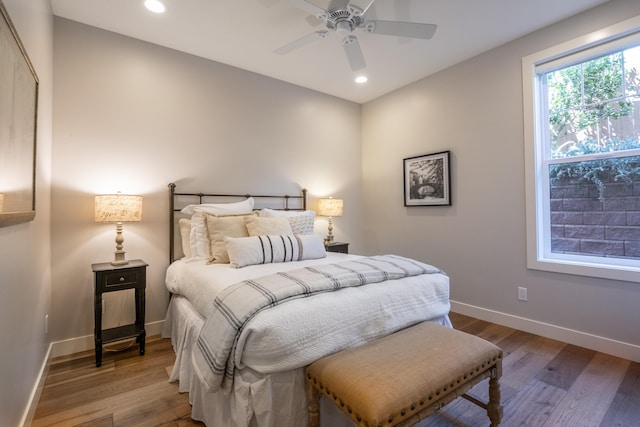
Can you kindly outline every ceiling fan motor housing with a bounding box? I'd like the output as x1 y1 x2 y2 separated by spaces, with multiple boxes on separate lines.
325 9 363 35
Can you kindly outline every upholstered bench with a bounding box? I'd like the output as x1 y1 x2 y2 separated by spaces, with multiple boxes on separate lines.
305 322 503 427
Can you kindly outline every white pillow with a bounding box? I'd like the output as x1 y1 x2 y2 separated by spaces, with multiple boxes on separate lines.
224 234 327 268
245 216 293 237
205 212 257 264
188 211 210 260
178 218 192 259
259 208 315 235
181 197 254 215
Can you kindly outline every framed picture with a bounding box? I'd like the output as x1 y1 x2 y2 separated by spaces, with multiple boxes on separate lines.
403 151 451 206
0 0 39 227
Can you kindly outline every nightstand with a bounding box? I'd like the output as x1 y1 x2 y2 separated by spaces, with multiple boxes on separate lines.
325 242 349 254
92 259 148 367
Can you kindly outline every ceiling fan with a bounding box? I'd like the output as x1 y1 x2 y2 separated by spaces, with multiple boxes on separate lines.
275 0 437 71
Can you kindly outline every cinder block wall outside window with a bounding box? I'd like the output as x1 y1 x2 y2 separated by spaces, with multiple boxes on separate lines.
550 178 640 259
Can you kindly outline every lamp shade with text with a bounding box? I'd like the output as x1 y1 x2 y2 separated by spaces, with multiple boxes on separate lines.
318 197 343 244
95 194 142 265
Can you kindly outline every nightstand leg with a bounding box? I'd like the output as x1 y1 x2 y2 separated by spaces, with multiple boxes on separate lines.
94 293 102 367
135 287 146 355
139 330 146 355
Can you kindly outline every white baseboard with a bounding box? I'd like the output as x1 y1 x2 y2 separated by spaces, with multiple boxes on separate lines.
19 342 52 427
450 300 640 363
51 320 165 358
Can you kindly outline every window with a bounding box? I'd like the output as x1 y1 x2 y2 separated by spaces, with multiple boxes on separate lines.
523 16 640 282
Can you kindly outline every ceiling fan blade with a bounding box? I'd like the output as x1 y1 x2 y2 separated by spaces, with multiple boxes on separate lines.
364 20 437 39
289 0 328 18
342 35 366 71
347 0 376 17
274 31 329 55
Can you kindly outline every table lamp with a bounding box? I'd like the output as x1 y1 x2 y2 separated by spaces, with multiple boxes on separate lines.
95 193 142 265
318 197 343 244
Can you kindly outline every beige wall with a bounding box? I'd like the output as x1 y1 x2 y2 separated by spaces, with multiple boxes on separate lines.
51 18 363 344
362 0 640 359
6 1 639 421
0 0 53 425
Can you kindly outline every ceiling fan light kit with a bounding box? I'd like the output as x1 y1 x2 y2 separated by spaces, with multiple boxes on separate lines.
277 0 437 72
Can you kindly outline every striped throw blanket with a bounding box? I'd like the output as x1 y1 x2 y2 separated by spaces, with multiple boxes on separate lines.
192 255 445 392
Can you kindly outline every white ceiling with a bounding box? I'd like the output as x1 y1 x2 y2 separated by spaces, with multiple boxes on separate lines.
50 0 610 104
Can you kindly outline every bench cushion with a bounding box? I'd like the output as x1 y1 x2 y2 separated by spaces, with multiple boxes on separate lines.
305 322 502 426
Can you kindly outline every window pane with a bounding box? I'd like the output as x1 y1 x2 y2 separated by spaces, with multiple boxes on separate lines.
606 97 640 143
549 155 640 260
551 100 640 157
548 46 640 158
547 64 582 117
583 52 624 105
550 106 640 158
624 45 640 97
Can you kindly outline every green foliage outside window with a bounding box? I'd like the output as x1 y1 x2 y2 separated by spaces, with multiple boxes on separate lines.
549 138 640 199
545 48 640 199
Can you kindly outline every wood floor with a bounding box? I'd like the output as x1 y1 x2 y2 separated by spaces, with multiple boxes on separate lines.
32 312 640 427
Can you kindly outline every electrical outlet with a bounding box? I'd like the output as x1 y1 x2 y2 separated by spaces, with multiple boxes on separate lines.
518 286 528 301
45 314 48 334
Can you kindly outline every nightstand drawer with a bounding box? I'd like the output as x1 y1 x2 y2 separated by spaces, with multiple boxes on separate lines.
104 270 139 289
325 242 349 254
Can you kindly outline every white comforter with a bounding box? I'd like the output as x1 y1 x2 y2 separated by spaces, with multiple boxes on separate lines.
166 253 451 375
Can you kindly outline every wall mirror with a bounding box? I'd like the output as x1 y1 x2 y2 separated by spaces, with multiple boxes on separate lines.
0 1 38 227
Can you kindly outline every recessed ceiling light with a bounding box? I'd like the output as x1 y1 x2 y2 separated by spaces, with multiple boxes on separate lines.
144 0 166 13
355 76 368 84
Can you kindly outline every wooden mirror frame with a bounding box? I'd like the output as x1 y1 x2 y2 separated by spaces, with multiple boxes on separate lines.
0 1 38 227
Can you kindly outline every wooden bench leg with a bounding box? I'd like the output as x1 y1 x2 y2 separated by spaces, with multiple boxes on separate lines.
487 367 503 426
306 378 321 427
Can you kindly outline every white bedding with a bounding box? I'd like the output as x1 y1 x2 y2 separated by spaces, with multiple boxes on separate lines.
163 252 452 426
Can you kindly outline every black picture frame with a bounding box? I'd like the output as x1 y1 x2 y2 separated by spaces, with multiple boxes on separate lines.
403 151 451 206
0 0 38 227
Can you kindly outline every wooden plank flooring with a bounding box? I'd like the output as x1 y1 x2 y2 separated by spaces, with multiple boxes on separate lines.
32 336 203 427
32 312 640 426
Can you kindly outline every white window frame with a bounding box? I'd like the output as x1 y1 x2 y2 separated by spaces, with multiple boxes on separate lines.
522 15 640 283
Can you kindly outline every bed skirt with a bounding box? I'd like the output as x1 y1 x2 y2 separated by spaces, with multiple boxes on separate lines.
162 295 451 427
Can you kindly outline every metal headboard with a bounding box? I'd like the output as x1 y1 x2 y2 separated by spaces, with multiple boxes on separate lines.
168 182 307 263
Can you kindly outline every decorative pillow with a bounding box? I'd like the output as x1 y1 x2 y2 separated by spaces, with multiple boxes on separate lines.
259 208 315 235
188 211 210 261
205 212 257 264
245 216 293 237
178 218 192 259
181 197 254 215
224 234 327 268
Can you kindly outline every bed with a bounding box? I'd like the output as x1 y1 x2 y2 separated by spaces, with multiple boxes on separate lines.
161 183 451 427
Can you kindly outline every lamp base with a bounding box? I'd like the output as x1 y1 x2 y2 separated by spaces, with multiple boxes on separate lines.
110 223 130 265
111 250 129 266
324 216 335 245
